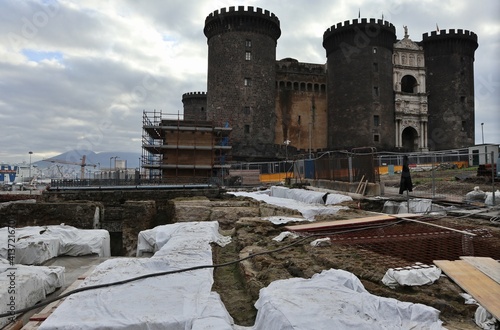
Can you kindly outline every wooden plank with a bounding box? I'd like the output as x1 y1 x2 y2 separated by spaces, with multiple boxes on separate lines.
460 256 500 284
434 259 500 320
355 175 365 194
284 214 421 232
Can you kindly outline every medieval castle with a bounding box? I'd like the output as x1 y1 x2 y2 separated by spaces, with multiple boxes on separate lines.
180 6 478 161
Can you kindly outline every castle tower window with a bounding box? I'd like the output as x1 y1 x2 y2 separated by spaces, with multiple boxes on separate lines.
462 120 466 131
373 62 378 72
244 125 250 134
245 51 251 61
245 39 252 48
244 78 252 87
460 96 466 103
373 47 377 54
373 115 380 127
243 106 250 114
401 75 418 93
298 115 301 125
374 134 380 142
373 86 379 96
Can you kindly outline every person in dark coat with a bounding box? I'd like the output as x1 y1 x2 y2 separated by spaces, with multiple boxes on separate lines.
399 155 413 194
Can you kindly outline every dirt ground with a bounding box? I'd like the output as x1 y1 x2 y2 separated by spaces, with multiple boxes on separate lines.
211 172 500 329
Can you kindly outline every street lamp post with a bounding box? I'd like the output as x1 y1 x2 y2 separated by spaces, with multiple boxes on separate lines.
284 140 291 161
481 123 484 144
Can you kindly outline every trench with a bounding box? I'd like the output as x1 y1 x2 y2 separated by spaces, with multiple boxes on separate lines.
212 240 257 326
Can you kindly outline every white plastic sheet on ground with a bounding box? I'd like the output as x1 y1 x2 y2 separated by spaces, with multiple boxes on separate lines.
382 199 446 215
262 216 309 225
40 222 234 330
485 190 500 206
269 186 353 205
382 264 442 289
0 259 64 328
0 225 110 265
229 187 349 220
136 221 231 257
253 269 443 330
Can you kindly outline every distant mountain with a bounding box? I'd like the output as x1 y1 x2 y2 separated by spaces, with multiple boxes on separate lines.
37 150 142 170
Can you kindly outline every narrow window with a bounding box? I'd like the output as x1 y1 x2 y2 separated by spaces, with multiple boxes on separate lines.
373 115 380 126
460 96 466 103
244 78 252 87
244 125 250 134
373 62 378 72
373 47 377 54
245 39 252 47
373 86 379 96
243 106 250 114
245 51 251 61
298 115 301 125
461 120 466 131
374 134 380 142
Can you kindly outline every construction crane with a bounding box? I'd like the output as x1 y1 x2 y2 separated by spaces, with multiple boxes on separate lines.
43 155 95 179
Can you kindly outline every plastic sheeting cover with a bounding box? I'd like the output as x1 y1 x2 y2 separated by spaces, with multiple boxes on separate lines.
0 225 110 265
0 260 65 328
228 188 348 220
382 264 442 288
40 222 234 330
253 269 443 330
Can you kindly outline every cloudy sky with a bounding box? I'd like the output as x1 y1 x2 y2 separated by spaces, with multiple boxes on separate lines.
1 0 499 164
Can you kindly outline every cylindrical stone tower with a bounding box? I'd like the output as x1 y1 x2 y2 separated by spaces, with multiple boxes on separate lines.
182 92 207 122
422 29 478 150
323 18 396 150
204 6 281 160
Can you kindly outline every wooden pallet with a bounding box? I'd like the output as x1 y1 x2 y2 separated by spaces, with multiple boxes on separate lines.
434 259 500 320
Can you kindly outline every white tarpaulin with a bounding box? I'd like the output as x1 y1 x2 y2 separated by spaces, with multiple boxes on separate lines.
269 186 353 205
382 264 442 288
136 221 231 258
0 259 64 328
40 222 234 330
0 225 111 265
253 269 443 330
229 188 348 220
382 199 446 215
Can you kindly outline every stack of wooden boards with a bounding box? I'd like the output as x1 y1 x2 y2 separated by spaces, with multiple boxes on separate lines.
434 257 500 321
284 213 421 232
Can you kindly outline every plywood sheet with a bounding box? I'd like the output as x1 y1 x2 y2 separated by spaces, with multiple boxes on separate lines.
284 214 421 232
460 256 500 284
434 259 500 320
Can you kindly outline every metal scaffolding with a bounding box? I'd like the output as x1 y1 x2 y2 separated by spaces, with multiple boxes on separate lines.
141 110 232 184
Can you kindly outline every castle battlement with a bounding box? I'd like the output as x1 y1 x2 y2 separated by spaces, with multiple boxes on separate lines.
204 6 281 41
182 92 207 100
323 18 396 54
276 59 326 74
423 29 477 42
324 18 395 35
206 6 279 23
